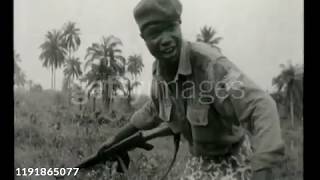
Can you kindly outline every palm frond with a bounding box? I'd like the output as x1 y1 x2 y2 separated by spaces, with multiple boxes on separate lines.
209 37 223 45
197 25 222 49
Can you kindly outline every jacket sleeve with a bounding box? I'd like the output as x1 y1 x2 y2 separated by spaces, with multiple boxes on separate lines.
211 57 285 171
130 98 162 130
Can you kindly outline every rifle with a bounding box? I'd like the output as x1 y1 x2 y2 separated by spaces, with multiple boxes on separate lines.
55 125 180 179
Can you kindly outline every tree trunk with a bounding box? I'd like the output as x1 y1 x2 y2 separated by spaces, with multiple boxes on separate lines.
103 77 112 112
290 93 294 128
51 66 54 89
133 74 137 95
127 80 131 106
290 93 295 152
53 67 55 89
68 76 73 106
54 67 56 89
93 97 96 112
53 67 55 90
68 79 71 106
102 82 107 110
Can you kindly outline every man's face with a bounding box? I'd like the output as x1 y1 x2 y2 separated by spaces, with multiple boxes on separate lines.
141 21 182 63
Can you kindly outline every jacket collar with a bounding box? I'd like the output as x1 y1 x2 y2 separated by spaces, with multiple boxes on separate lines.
155 40 192 81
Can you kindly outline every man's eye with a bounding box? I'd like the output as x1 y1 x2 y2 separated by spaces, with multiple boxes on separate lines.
166 22 178 31
142 22 178 40
166 24 175 31
144 29 162 39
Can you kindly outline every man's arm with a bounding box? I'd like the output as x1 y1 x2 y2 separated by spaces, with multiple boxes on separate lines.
210 57 285 172
130 99 162 130
99 99 162 153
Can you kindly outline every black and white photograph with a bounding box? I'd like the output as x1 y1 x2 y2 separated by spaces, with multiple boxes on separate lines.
14 0 303 179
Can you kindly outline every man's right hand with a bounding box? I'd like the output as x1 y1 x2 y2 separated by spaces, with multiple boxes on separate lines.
96 136 131 173
97 123 139 156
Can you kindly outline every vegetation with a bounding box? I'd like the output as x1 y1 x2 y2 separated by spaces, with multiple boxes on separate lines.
272 61 303 127
14 51 26 87
14 51 43 92
61 21 81 56
61 22 82 104
83 35 126 111
123 54 144 106
39 30 67 89
14 89 303 180
14 23 303 180
196 25 223 51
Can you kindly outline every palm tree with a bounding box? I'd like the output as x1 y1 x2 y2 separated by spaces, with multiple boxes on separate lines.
272 61 303 128
70 83 87 111
39 30 66 89
64 57 82 82
81 66 101 112
62 75 71 92
125 54 144 104
86 81 101 112
84 35 126 111
122 77 141 105
63 57 82 104
60 21 82 100
61 21 81 56
81 67 123 112
127 54 144 80
196 25 223 51
14 52 26 87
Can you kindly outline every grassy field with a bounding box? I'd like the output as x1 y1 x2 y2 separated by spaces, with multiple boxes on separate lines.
14 89 303 180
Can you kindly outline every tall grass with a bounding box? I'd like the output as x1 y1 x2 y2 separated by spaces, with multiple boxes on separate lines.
14 90 303 180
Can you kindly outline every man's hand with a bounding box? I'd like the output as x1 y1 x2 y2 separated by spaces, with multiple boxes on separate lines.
97 123 139 155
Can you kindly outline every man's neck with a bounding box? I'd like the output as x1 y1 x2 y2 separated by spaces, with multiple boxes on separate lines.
159 58 179 82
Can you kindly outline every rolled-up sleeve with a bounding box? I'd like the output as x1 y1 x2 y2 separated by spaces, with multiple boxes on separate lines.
212 58 285 171
130 99 162 130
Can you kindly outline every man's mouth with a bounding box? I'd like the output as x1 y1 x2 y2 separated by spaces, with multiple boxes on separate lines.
164 47 175 53
161 46 177 58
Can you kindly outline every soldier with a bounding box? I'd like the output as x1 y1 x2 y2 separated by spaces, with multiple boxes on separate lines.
98 0 285 179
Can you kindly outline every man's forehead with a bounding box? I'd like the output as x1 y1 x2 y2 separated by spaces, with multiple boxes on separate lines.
145 22 170 29
143 21 179 32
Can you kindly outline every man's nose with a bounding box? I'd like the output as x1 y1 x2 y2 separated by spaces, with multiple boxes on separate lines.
160 35 173 48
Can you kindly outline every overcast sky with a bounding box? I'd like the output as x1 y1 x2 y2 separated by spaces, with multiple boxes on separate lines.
14 0 303 95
